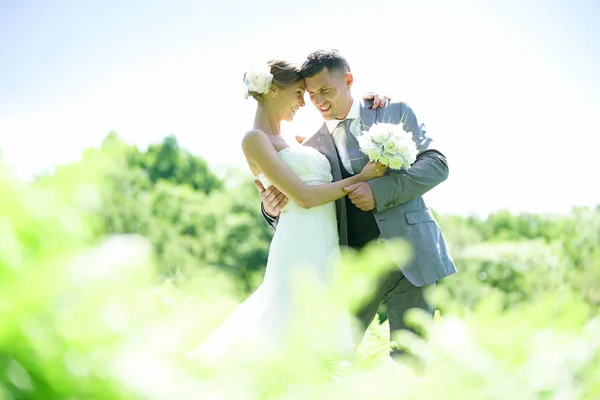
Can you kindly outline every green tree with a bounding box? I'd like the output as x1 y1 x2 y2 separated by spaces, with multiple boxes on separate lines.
135 135 221 194
92 134 270 290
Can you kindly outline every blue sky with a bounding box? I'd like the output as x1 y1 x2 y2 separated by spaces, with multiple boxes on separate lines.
1 0 599 215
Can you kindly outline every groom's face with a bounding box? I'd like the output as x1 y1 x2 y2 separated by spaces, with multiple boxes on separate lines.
305 67 353 121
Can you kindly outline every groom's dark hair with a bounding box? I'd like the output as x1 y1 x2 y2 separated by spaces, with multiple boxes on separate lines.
301 49 351 78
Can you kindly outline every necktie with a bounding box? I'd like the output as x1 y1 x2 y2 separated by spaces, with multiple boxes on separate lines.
333 119 367 175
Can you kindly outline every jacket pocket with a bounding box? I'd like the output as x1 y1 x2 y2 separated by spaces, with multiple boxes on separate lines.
405 209 435 224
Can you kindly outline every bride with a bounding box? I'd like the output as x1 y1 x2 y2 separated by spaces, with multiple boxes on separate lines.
188 59 387 363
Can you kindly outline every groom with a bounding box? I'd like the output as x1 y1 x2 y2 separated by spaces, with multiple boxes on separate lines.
257 49 456 366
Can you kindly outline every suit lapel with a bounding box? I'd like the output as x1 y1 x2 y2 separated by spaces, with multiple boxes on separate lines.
358 100 376 131
302 123 347 245
304 123 343 182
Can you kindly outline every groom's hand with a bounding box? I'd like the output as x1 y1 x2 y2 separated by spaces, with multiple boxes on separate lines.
254 179 288 218
343 182 376 211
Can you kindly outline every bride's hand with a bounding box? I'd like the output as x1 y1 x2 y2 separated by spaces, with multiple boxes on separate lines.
359 161 388 181
363 92 391 110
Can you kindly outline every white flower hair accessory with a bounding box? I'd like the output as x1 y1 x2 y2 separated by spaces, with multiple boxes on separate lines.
244 62 273 97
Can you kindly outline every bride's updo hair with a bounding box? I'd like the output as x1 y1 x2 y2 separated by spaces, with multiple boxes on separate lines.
244 59 302 101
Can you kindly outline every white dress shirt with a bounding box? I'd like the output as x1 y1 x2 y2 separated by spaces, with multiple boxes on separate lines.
326 98 362 174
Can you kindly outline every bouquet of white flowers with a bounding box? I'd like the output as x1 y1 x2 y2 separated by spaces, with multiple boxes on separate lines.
357 123 418 170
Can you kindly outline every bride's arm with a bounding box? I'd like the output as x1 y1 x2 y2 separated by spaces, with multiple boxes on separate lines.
243 130 385 209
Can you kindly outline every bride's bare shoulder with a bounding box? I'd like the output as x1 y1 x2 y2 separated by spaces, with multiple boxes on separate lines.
243 128 266 138
242 129 281 160
242 129 268 149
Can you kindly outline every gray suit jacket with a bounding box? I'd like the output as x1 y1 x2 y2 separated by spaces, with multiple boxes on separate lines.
262 99 456 287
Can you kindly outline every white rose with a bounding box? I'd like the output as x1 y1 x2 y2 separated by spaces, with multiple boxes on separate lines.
371 125 391 144
382 150 396 160
388 158 403 170
383 137 401 153
357 136 380 161
399 141 417 164
244 63 274 94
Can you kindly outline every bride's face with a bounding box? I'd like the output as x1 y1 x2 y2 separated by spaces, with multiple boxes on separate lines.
273 80 306 122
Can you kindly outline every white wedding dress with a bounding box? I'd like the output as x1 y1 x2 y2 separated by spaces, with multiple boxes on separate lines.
189 144 354 363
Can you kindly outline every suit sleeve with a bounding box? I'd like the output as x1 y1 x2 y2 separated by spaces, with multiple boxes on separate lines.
261 202 279 231
368 103 449 212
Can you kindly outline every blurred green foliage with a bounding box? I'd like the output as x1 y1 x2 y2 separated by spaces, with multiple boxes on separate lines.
1 134 598 399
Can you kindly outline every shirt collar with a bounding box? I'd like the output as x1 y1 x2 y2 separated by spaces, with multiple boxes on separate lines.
325 98 360 134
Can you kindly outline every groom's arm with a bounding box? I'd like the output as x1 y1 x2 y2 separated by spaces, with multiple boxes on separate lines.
368 102 449 212
261 203 279 230
255 180 287 231
256 133 311 230
349 103 448 211
368 149 449 212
